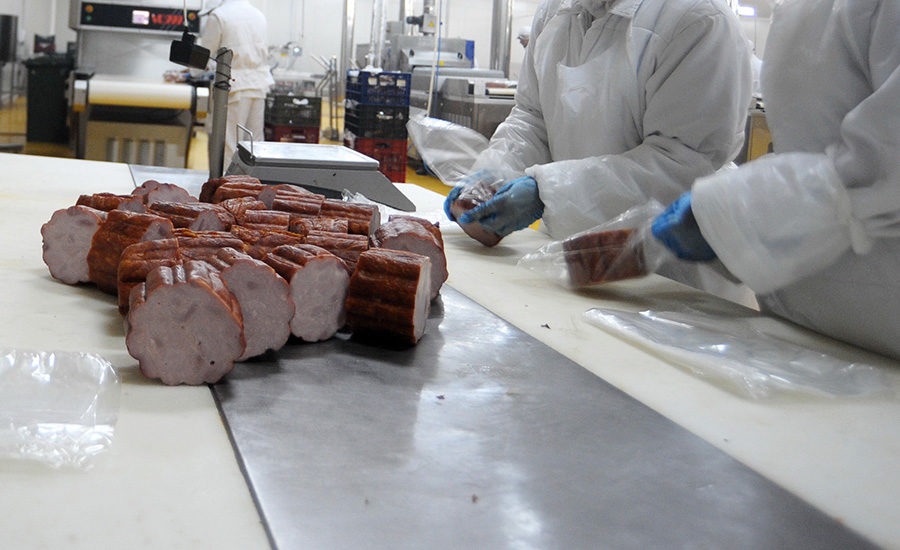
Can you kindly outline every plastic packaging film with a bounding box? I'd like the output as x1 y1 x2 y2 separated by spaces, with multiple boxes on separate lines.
0 349 121 469
518 201 673 288
582 304 893 399
406 113 490 186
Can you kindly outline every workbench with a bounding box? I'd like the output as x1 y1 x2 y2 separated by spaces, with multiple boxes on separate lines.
0 153 897 549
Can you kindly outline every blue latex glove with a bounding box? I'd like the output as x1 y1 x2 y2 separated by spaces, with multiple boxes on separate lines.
651 191 717 261
443 169 499 221
458 176 544 238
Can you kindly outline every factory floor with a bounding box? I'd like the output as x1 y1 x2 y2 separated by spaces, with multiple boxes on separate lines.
0 94 450 197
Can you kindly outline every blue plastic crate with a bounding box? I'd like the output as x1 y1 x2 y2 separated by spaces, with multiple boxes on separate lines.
345 70 411 106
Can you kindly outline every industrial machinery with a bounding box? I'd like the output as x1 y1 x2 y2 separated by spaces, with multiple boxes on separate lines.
68 1 208 168
408 67 515 139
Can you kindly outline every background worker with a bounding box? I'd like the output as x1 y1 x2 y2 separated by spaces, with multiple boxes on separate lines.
652 0 900 359
446 0 752 244
201 0 274 165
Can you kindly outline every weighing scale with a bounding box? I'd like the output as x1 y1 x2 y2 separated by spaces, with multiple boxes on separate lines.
225 141 416 212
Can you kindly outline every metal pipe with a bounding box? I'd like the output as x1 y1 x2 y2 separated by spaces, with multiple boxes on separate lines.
367 0 387 68
489 0 513 77
208 47 232 179
338 0 356 101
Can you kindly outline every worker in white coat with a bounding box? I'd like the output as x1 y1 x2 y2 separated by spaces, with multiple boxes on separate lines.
445 0 752 242
651 0 900 360
201 0 274 164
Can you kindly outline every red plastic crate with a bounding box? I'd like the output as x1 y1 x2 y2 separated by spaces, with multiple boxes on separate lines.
265 125 320 143
344 132 407 183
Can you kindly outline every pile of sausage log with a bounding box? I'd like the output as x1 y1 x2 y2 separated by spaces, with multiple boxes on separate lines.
41 177 449 385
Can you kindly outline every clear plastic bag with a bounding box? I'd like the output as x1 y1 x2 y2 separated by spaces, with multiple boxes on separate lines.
406 113 490 186
518 201 674 288
583 303 892 399
0 349 121 468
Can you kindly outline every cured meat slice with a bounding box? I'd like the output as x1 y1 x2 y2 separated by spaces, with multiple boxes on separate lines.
199 175 262 203
175 229 246 262
288 216 349 235
87 210 175 294
319 199 380 236
239 209 291 231
148 201 235 231
373 216 448 300
219 196 267 222
41 205 108 285
345 249 431 344
132 180 197 206
117 238 180 314
206 247 294 360
76 192 146 213
449 181 503 247
270 195 325 219
272 184 323 199
305 230 368 273
212 181 276 208
125 261 245 385
562 229 647 286
116 231 245 314
231 226 305 260
263 244 349 342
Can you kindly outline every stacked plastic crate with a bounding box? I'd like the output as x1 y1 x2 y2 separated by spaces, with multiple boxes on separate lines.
264 94 322 143
343 70 411 183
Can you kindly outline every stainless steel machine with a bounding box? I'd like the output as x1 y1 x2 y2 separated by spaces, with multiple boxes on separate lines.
68 0 208 168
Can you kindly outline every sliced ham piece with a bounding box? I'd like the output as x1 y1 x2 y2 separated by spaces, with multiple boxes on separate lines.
199 175 262 203
288 216 349 235
305 230 368 273
231 226 305 260
148 201 235 231
319 199 380 236
76 192 146 213
212 180 276 208
264 244 350 342
373 216 448 300
125 261 245 385
117 238 181 314
239 209 291 231
207 247 294 360
87 210 175 294
175 229 247 261
345 248 431 345
219 197 267 223
41 205 108 285
270 194 326 219
132 180 197 206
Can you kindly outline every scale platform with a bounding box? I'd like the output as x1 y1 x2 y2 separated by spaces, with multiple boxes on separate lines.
225 141 416 211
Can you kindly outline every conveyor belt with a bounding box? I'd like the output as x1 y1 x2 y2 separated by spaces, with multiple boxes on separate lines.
212 286 874 549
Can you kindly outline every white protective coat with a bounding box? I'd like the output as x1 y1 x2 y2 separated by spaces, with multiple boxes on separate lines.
691 0 900 360
472 0 752 239
201 0 275 162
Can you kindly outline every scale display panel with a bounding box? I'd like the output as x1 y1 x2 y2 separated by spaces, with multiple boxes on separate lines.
79 2 199 33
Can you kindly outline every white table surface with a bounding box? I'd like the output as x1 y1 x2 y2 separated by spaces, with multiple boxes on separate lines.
1 153 897 549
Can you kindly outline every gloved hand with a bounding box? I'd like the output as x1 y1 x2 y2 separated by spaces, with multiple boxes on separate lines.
458 176 544 238
651 191 717 261
443 169 500 221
